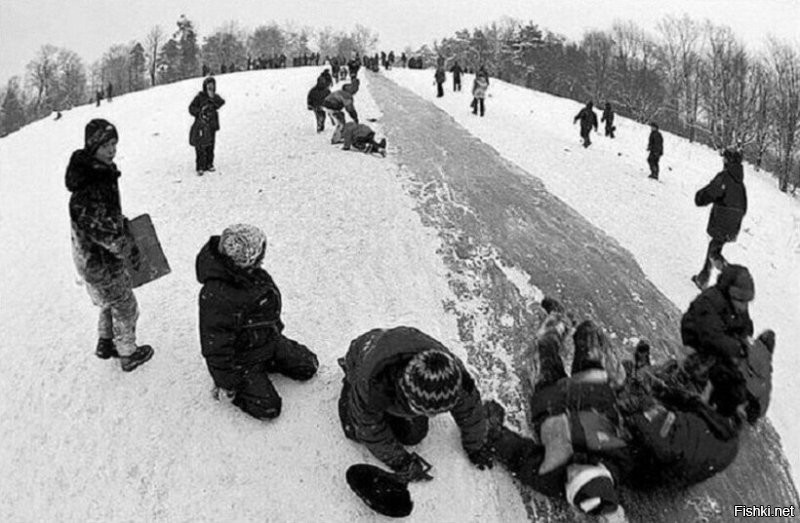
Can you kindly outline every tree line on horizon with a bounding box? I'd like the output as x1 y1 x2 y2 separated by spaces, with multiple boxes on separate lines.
423 15 799 193
1 13 797 192
0 15 377 137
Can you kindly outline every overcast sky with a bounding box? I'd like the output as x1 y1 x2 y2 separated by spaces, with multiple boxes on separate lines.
1 0 798 85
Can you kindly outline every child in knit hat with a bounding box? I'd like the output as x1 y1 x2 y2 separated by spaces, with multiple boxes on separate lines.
195 224 318 420
66 118 155 372
337 326 495 482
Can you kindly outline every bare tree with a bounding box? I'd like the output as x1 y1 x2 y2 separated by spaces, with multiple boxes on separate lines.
580 30 616 102
25 44 59 113
202 21 248 73
248 24 286 58
766 38 800 191
657 15 702 140
146 25 165 86
55 48 87 109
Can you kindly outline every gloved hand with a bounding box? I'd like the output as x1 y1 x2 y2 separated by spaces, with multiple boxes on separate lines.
466 442 494 470
212 386 237 405
129 243 142 270
392 452 433 483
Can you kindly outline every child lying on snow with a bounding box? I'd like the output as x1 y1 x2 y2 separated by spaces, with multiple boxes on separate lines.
334 121 387 157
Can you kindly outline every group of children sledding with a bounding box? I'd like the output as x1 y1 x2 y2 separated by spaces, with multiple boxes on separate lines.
306 63 387 157
68 62 773 520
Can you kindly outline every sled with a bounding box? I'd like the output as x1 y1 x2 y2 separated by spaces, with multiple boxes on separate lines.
346 464 413 518
124 214 171 288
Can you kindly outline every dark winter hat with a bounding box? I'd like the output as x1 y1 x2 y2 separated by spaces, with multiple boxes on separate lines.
725 265 755 302
400 350 462 416
722 147 743 164
219 224 267 268
84 119 118 154
565 463 619 516
202 76 216 91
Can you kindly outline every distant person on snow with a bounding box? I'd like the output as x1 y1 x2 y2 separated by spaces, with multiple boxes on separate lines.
307 75 331 133
647 122 663 180
95 89 103 107
338 327 497 482
471 67 490 117
106 82 113 102
573 101 598 147
339 121 387 156
490 300 631 519
691 148 748 289
601 102 615 138
65 119 154 372
434 66 446 98
189 76 225 176
321 81 359 144
196 224 319 420
451 61 463 91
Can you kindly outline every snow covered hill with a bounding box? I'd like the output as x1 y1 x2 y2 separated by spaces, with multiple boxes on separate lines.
0 64 797 522
385 67 800 487
0 69 527 521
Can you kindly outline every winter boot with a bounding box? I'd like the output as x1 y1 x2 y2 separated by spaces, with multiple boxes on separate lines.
120 345 154 372
757 329 776 354
95 338 119 359
538 413 573 474
197 170 205 176
540 296 565 314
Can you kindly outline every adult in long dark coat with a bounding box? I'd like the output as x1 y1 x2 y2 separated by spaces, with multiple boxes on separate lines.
601 102 615 138
573 101 598 147
338 327 494 482
691 148 748 288
189 76 225 175
647 122 664 179
196 224 318 420
434 66 446 97
450 61 463 91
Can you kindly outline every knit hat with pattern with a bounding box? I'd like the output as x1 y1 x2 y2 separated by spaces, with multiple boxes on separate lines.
219 224 267 268
400 350 462 416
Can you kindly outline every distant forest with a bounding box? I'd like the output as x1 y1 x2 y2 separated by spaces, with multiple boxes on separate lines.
1 14 797 192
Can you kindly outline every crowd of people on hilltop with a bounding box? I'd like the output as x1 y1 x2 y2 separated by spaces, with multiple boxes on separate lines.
64 40 774 520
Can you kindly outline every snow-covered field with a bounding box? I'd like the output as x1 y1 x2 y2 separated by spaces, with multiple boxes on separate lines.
0 69 527 521
0 65 797 521
385 67 800 487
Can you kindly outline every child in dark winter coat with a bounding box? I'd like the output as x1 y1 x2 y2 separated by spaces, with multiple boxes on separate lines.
307 76 331 133
490 300 630 519
617 346 747 489
647 122 663 179
434 66 446 97
322 81 359 144
574 102 598 147
337 327 495 482
450 61 463 91
189 77 225 175
338 121 387 156
196 224 319 420
66 119 154 372
692 148 748 289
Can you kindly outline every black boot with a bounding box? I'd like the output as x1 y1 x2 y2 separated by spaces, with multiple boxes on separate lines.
634 340 651 370
120 345 154 372
95 338 119 359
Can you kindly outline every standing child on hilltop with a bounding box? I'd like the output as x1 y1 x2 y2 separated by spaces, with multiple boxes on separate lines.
647 122 663 180
601 102 615 138
471 66 490 117
189 76 225 176
66 119 154 372
573 101 598 147
196 224 319 420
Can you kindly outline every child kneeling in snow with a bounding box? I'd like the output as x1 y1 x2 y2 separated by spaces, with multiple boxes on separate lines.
339 121 387 157
196 224 319 420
